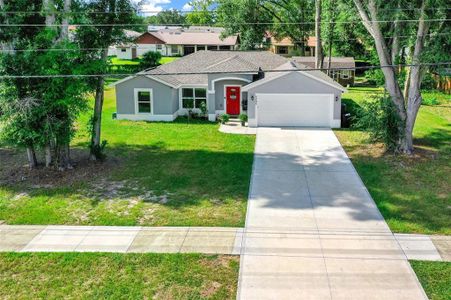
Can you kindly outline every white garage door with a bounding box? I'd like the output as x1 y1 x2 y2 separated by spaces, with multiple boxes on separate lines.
256 93 334 127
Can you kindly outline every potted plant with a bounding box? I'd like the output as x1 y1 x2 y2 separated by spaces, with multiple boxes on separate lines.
239 114 248 126
219 113 230 124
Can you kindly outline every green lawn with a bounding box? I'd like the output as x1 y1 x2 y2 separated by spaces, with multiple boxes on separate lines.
410 260 451 300
0 252 239 299
0 87 254 227
109 56 179 65
110 56 141 65
335 87 451 234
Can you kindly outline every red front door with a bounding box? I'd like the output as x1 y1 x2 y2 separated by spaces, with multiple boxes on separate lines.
225 86 241 115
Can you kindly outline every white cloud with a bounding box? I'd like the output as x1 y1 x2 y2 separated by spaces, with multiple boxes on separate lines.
182 3 193 11
133 0 171 16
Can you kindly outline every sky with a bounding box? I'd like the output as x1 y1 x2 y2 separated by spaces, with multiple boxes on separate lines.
134 0 193 16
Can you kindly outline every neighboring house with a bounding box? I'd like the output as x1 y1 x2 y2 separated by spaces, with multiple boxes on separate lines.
108 29 142 59
292 56 356 86
267 33 317 57
111 50 346 128
134 26 239 57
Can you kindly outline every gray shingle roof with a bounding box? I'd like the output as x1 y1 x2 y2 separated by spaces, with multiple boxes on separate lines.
142 50 288 86
292 56 355 69
120 51 345 90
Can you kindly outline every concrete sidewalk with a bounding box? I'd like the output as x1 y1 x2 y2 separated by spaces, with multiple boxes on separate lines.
237 128 430 300
0 225 243 254
1 224 448 261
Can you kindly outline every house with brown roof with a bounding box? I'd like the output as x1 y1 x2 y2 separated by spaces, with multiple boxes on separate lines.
134 26 239 57
267 34 317 57
292 56 356 86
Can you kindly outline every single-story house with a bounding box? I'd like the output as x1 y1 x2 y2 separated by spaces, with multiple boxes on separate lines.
108 29 142 59
292 56 356 86
134 26 239 57
267 33 317 57
112 50 346 128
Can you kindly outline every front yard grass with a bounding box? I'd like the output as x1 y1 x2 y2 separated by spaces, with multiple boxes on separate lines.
0 87 255 227
410 260 451 300
335 87 450 234
0 252 239 299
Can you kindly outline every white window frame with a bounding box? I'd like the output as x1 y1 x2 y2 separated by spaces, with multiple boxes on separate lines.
134 88 153 114
341 70 351 79
179 86 208 112
156 44 162 50
171 45 178 55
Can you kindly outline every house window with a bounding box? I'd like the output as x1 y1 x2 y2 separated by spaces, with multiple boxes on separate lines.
341 70 351 79
277 46 288 54
181 87 207 109
156 44 162 50
120 48 127 52
171 45 178 54
135 89 152 113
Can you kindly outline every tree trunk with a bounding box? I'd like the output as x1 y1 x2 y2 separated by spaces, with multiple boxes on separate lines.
390 0 401 65
26 146 38 169
42 0 56 26
326 0 335 75
45 144 52 167
90 49 108 160
299 1 305 56
354 0 409 150
402 0 429 153
315 0 323 68
59 0 71 41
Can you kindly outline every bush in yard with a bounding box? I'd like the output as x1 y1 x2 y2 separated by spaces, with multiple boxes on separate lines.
353 96 403 152
420 72 436 91
219 114 230 124
140 51 162 69
239 114 248 125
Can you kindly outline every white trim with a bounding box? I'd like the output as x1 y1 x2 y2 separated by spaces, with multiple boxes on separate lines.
179 86 208 113
241 72 290 92
109 75 136 87
134 88 154 115
145 75 178 88
117 112 177 121
224 85 242 115
209 77 252 93
299 71 347 92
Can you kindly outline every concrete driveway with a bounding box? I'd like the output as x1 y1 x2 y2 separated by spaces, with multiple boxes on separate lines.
237 127 427 300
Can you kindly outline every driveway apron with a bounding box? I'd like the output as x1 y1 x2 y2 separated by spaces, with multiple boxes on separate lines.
237 127 427 300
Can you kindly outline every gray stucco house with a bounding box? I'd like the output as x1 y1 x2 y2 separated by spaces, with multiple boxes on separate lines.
112 51 346 128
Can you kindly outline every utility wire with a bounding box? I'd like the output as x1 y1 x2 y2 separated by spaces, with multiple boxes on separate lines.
1 18 449 27
1 7 450 14
2 32 450 53
0 62 448 79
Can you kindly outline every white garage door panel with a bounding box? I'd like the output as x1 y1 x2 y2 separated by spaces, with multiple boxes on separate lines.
257 93 333 127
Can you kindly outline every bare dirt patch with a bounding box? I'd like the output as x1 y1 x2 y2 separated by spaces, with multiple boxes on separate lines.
0 147 121 188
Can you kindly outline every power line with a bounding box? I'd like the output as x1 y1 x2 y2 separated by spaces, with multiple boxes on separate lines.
1 32 449 53
1 18 449 27
0 62 449 79
1 7 450 14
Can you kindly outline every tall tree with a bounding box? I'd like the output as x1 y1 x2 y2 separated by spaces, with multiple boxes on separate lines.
186 0 215 25
217 0 271 50
352 0 444 153
0 0 89 169
145 9 186 25
75 0 136 160
315 0 323 68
